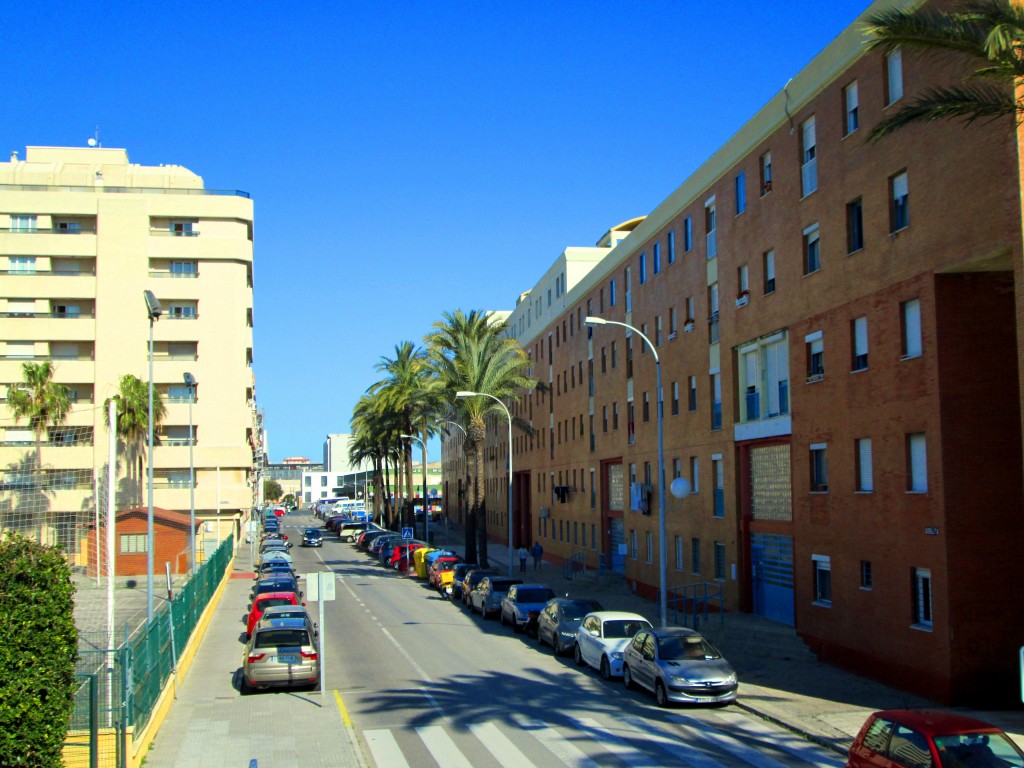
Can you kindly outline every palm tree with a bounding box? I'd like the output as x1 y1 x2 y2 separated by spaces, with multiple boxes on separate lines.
104 374 166 508
864 1 1024 143
426 311 537 566
7 362 71 543
351 393 405 529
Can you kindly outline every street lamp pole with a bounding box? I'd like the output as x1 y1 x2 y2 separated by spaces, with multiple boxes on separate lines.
456 391 513 578
184 372 196 574
143 290 163 622
585 316 668 627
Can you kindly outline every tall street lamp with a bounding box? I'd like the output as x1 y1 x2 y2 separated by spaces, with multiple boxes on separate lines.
456 391 513 578
400 434 429 545
143 290 163 622
183 372 197 574
585 316 669 627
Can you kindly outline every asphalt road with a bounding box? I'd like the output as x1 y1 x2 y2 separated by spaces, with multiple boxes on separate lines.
278 512 845 768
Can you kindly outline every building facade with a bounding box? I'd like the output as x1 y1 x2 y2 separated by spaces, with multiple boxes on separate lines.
442 0 1024 706
0 146 258 563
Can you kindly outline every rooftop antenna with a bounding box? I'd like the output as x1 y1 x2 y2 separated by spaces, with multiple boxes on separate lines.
87 125 101 148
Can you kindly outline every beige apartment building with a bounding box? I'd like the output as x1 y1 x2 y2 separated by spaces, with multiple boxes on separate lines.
0 146 257 564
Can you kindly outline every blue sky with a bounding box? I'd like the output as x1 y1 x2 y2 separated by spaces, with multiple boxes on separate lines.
4 1 870 462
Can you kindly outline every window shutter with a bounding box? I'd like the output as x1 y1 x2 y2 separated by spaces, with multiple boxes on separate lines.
904 299 922 357
858 438 873 491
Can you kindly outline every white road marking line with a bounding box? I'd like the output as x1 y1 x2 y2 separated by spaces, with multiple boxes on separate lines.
363 729 409 768
573 716 662 767
621 715 725 768
416 725 474 768
667 713 789 768
699 711 845 767
510 713 594 767
469 721 537 768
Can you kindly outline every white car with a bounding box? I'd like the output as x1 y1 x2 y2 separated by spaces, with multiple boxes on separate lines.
258 550 293 566
574 611 652 680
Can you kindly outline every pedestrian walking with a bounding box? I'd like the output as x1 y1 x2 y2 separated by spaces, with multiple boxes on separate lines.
531 541 543 571
518 545 528 572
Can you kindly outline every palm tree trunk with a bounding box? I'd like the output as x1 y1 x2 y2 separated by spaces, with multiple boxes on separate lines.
473 441 488 567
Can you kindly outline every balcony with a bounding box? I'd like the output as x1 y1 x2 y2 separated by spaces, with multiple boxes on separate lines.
0 183 250 198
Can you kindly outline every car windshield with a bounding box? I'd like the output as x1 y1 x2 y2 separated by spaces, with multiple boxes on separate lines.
305 529 320 536
517 588 555 603
254 629 310 649
259 597 294 609
659 635 721 661
563 601 602 621
934 733 1024 767
602 619 652 639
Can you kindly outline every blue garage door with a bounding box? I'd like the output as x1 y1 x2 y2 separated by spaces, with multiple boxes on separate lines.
751 532 794 625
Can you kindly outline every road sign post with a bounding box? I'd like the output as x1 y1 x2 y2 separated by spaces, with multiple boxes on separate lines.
305 571 335 696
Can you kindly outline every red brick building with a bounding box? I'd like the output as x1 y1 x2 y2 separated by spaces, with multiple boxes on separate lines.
89 506 198 577
443 0 1024 706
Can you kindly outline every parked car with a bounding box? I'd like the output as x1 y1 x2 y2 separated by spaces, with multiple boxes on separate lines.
389 542 427 570
427 556 461 587
260 540 292 554
338 521 371 542
357 529 388 549
574 611 652 680
368 534 400 557
241 617 319 693
302 528 323 548
257 550 293 567
536 597 604 655
260 531 287 542
253 562 295 580
469 576 523 618
459 569 497 606
441 562 478 599
622 626 737 706
257 604 316 633
323 515 347 531
499 584 556 634
246 592 301 636
846 709 1024 768
251 574 301 600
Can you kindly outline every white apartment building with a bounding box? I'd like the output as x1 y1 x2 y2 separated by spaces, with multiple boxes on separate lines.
0 145 257 560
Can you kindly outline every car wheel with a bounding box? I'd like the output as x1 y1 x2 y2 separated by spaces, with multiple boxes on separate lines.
574 644 585 667
600 657 612 680
239 675 253 695
655 680 670 708
623 665 634 690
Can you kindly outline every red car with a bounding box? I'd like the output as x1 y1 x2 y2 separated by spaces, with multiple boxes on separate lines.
388 542 425 570
847 709 1024 768
246 592 301 637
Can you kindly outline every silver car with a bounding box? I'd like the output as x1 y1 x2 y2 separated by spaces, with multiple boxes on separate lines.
241 617 319 693
622 627 737 706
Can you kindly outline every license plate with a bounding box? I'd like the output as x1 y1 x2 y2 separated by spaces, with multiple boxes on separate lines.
693 697 716 704
271 656 297 663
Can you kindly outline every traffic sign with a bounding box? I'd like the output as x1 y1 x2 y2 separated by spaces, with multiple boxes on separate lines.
401 527 413 540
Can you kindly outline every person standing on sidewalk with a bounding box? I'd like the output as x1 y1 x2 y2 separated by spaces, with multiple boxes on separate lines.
518 545 528 572
531 541 543 571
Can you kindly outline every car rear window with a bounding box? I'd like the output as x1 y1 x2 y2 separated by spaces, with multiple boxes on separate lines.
563 601 602 620
259 597 295 609
254 629 310 649
517 588 555 603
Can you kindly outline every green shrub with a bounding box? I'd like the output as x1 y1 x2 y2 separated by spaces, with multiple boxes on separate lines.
0 534 78 767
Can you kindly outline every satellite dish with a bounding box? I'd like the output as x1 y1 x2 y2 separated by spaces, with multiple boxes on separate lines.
670 477 691 499
87 138 97 147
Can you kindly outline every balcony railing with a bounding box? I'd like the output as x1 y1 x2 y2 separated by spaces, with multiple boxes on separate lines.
0 226 97 234
1 267 97 276
149 229 200 237
0 183 250 198
148 270 199 279
157 437 195 446
1 353 94 361
1 311 95 319
745 390 760 420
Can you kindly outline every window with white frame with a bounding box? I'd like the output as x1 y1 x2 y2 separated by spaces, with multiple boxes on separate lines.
760 151 772 194
902 299 923 358
639 255 646 286
675 536 683 570
688 376 697 412
630 529 638 560
705 198 717 259
714 542 726 580
667 230 675 263
120 534 148 554
764 249 776 293
742 348 760 421
856 438 874 492
712 457 724 518
735 172 746 215
886 48 904 104
645 531 653 564
655 315 663 347
813 554 832 605
810 443 828 492
738 265 749 300
803 223 821 274
711 372 722 430
669 307 677 335
806 331 824 380
912 567 932 629
9 256 37 274
765 335 790 416
852 316 868 371
671 381 679 416
844 81 859 135
684 216 693 251
847 198 865 253
653 242 661 274
690 456 699 493
10 215 37 232
891 171 909 231
686 296 695 323
801 117 818 196
907 432 927 492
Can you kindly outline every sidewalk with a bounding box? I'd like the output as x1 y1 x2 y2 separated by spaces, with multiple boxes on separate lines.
431 521 1024 756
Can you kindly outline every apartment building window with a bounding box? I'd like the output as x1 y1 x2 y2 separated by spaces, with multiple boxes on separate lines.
630 529 638 560
813 554 832 606
655 315 663 346
671 382 679 416
856 438 874 492
806 331 824 381
912 567 932 629
690 457 699 493
667 230 676 264
167 303 197 319
844 81 859 135
709 283 720 344
907 432 927 492
590 469 596 508
688 376 697 412
711 372 722 430
801 117 818 196
612 402 619 430
321 476 327 486
714 542 726 580
846 198 865 253
886 48 904 104
641 392 649 423
686 296 695 324
705 198 717 259
860 560 873 590
599 288 605 312
9 256 37 274
901 299 923 358
691 538 701 575
803 223 821 274
170 260 198 278
609 279 616 307
170 221 194 236
669 307 677 338
622 264 630 313
611 341 617 370
742 348 760 420
627 401 635 444
735 172 746 214
673 458 681 481
712 456 724 518
645 532 653 564
675 536 684 571
763 249 776 294
602 406 608 432
852 316 869 371
890 171 909 231
653 242 661 274
810 443 828 492
737 264 749 304
683 216 693 251
591 524 597 549
760 151 772 195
